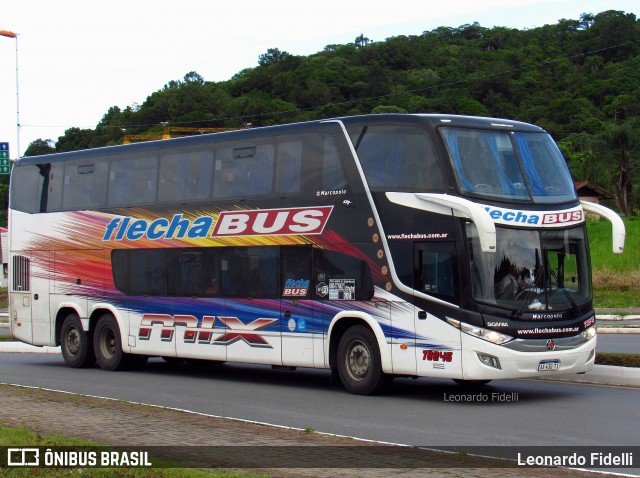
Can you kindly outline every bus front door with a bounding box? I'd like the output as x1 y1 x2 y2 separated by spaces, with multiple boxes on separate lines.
413 242 463 378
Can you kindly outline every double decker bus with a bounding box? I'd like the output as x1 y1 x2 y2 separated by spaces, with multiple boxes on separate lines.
8 114 625 394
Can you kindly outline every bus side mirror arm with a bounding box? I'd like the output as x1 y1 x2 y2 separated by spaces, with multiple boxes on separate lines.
580 200 625 254
386 192 497 253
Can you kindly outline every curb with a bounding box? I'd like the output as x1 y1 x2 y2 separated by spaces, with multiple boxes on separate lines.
0 342 61 354
597 314 640 320
597 327 640 334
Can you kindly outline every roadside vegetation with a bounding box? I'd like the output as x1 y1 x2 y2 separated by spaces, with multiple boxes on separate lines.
596 353 640 367
588 217 640 308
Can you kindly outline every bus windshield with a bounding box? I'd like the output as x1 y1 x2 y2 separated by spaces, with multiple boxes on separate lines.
467 225 591 314
441 128 577 203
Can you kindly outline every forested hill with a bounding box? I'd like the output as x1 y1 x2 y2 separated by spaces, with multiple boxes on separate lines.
24 9 640 215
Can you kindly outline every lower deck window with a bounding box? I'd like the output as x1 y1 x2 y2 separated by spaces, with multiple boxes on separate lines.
111 246 374 301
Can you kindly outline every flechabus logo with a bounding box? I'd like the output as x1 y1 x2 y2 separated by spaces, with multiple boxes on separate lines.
102 206 333 241
541 210 584 225
482 205 584 228
212 206 332 237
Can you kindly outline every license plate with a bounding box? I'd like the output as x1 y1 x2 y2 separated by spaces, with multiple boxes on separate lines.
538 360 560 371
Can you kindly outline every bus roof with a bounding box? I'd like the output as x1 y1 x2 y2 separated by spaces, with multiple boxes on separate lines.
14 114 545 167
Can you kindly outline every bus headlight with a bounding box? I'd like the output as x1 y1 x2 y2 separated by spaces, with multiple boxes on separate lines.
581 325 597 341
447 318 514 345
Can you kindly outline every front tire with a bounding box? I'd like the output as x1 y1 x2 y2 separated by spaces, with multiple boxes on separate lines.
93 313 132 371
337 325 392 395
60 313 95 368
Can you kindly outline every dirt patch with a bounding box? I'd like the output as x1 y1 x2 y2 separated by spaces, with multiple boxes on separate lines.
592 269 640 291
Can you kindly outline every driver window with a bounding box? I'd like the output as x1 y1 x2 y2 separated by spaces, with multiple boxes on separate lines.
414 242 458 302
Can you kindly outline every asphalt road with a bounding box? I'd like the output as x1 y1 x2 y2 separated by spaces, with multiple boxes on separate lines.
1 352 638 451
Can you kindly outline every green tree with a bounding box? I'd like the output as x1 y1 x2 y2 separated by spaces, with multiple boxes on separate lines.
258 48 291 66
371 105 407 114
56 128 96 152
24 139 55 156
600 120 639 215
354 34 371 47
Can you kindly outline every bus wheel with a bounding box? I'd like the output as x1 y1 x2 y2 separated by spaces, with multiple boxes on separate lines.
60 313 95 368
93 313 131 371
337 325 392 395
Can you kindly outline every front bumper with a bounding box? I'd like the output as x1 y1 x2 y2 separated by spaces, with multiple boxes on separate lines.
459 332 596 380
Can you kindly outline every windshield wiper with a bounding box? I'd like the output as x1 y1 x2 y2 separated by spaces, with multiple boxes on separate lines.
549 269 581 316
512 289 532 319
512 266 545 319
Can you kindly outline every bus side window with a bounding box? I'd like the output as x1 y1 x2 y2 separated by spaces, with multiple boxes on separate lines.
220 247 279 299
414 242 458 302
9 163 62 213
322 135 348 191
62 160 108 210
313 249 373 301
167 249 220 297
159 149 213 202
112 249 167 296
276 139 303 194
353 125 442 192
10 165 46 213
108 154 158 206
275 133 349 199
214 141 275 198
248 150 274 194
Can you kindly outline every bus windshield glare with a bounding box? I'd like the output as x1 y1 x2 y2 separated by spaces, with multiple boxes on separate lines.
442 128 577 203
467 224 591 314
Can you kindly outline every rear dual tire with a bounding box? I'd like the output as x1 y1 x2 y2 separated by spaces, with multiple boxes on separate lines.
60 314 95 368
94 313 147 371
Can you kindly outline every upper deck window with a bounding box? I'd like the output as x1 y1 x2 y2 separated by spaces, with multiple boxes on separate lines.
442 128 576 204
214 140 275 198
108 154 158 206
351 125 444 192
158 149 213 202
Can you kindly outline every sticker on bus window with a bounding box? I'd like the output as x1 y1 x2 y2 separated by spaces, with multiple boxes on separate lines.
329 279 355 300
282 279 310 297
316 282 328 297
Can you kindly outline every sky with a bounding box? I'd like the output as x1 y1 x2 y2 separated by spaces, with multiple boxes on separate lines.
1 0 638 158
